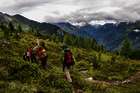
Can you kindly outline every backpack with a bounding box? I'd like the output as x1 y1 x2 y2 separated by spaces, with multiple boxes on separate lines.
36 47 47 59
26 48 32 57
64 50 75 66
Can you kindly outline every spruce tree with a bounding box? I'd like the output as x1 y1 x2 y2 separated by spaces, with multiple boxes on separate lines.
8 22 15 35
0 23 10 39
18 24 22 33
120 37 132 58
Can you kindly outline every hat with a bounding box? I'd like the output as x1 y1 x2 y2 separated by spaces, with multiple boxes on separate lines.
62 43 68 49
64 47 70 51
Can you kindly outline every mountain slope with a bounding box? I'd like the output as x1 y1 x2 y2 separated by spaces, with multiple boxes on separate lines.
55 22 78 33
13 14 64 35
55 22 140 50
0 12 64 35
0 32 140 93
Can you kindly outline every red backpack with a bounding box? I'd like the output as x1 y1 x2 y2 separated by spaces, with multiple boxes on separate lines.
36 47 47 59
64 50 74 66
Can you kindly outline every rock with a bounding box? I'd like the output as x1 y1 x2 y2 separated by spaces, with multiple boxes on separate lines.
76 89 84 93
85 77 93 81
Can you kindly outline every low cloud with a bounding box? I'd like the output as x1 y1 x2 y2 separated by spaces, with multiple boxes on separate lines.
0 0 140 23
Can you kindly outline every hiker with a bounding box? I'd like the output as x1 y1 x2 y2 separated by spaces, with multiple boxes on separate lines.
35 41 48 69
63 45 75 83
32 42 40 63
24 47 33 62
23 42 37 63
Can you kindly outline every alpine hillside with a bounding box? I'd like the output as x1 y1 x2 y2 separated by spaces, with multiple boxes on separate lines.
55 22 140 50
0 12 64 35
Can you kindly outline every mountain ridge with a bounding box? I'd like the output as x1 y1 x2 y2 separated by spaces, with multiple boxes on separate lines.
0 12 64 35
55 22 140 50
1 12 140 50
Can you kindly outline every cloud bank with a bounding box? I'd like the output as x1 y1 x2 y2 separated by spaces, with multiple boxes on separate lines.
0 0 140 23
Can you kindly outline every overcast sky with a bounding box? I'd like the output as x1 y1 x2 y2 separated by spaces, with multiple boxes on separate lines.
0 0 140 24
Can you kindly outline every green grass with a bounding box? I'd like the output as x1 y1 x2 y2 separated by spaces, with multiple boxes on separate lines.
0 31 4 38
0 32 140 93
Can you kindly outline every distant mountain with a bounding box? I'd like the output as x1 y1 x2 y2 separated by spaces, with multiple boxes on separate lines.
54 22 78 33
13 14 64 35
55 22 140 50
1 12 140 50
0 12 64 35
55 22 92 37
0 12 13 23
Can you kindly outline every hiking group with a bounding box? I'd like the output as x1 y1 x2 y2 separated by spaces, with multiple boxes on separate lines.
23 39 75 83
23 39 48 69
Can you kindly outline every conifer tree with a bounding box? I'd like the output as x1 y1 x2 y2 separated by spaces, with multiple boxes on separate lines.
120 37 132 58
0 23 10 39
18 24 22 33
8 22 15 35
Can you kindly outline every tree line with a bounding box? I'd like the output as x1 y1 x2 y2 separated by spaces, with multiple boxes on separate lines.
49 33 105 52
120 37 140 60
0 22 22 39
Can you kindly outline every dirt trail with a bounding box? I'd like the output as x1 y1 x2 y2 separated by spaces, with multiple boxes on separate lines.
85 70 140 86
71 69 140 93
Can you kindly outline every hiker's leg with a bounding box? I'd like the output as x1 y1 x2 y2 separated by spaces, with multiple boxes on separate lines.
27 56 30 61
65 68 72 83
45 56 48 67
41 57 47 69
34 55 37 63
41 60 45 68
23 55 26 61
30 55 33 63
31 55 36 63
29 57 32 62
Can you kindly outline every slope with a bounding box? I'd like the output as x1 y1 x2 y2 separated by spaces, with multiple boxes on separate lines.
0 12 64 35
0 31 140 93
55 22 140 50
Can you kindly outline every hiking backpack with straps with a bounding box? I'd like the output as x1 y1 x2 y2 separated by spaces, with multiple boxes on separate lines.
64 50 75 66
36 47 47 59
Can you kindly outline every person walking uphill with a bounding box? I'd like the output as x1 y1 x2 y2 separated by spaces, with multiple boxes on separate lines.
63 45 75 83
36 41 48 69
23 47 33 62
